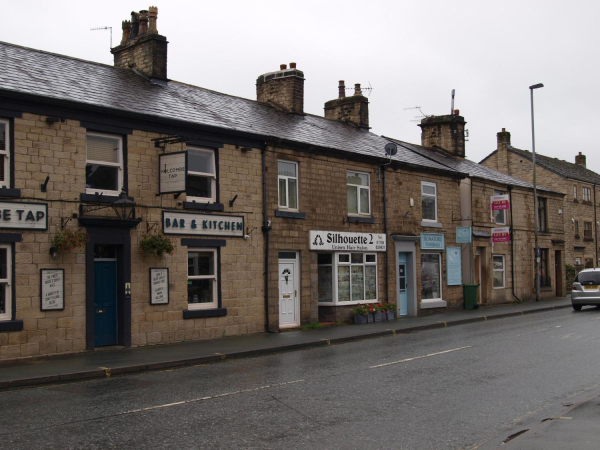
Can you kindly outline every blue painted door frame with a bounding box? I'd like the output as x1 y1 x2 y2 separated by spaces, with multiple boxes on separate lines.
398 252 408 316
94 261 118 347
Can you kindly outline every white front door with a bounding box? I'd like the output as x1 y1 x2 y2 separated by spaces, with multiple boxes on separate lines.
278 259 298 328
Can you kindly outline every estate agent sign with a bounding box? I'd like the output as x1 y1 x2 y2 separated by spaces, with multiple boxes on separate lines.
309 231 386 251
490 194 510 211
163 211 244 237
492 227 510 243
0 202 47 230
159 151 187 194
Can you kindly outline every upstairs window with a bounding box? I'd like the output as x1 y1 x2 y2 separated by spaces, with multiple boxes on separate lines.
86 133 123 195
347 172 370 216
421 181 438 222
494 190 507 225
278 161 298 210
0 119 10 188
573 185 577 200
537 197 547 232
584 221 592 239
186 147 216 202
575 220 580 236
583 187 592 202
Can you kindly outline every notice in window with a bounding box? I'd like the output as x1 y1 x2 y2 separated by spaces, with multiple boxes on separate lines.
40 269 64 311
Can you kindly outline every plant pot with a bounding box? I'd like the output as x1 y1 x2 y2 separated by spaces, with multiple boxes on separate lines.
367 313 374 323
373 311 384 322
353 314 368 324
386 311 395 321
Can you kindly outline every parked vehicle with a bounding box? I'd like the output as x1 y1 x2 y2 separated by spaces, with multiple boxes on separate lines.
571 268 600 310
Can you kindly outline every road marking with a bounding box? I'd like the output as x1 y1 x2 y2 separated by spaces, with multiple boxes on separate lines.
119 379 304 415
369 346 472 369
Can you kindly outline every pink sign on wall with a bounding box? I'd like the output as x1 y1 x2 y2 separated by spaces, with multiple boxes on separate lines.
492 227 510 243
490 194 510 210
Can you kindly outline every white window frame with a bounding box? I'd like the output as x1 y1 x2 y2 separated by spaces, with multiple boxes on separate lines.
573 185 577 200
317 252 378 305
277 160 299 211
494 190 507 225
0 119 10 188
187 248 218 310
421 253 443 302
186 147 216 203
583 187 592 202
85 132 123 196
347 171 371 216
493 255 506 289
0 244 12 321
421 181 438 223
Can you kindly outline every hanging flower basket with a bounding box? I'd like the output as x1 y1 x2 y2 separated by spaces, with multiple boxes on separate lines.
140 232 175 257
51 227 89 254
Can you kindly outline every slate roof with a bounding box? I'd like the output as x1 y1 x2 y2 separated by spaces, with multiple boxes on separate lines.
487 147 600 185
384 137 562 194
0 41 459 175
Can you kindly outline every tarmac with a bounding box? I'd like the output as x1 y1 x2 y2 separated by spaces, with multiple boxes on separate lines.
0 296 573 390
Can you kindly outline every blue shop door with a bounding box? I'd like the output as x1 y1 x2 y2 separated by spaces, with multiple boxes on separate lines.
398 253 408 316
94 261 118 347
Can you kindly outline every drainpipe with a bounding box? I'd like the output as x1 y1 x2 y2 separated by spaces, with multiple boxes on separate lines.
508 186 522 302
262 145 274 332
382 166 389 303
595 184 598 268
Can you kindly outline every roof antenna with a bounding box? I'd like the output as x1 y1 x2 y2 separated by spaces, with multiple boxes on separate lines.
91 26 113 48
451 89 455 115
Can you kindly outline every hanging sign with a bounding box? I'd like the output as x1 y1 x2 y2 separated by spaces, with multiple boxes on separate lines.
446 247 462 286
159 151 187 194
0 201 47 230
163 211 244 237
456 227 472 244
420 233 444 250
40 269 65 311
492 227 510 243
490 194 510 211
149 268 169 305
309 231 386 251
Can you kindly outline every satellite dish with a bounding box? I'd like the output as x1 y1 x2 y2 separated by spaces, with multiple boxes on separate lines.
385 142 398 156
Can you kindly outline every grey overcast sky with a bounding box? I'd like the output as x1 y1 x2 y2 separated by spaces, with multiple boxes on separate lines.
1 1 598 172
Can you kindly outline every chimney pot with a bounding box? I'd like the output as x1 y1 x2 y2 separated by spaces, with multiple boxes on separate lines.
148 6 158 34
575 152 587 167
289 62 296 69
338 80 346 99
354 83 362 96
497 128 511 146
280 64 287 70
120 20 131 44
139 10 149 35
502 128 505 132
454 109 460 116
130 11 140 39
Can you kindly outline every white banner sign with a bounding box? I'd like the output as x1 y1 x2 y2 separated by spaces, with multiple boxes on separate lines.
163 211 244 237
159 151 187 194
0 202 47 230
150 268 169 305
40 269 64 311
310 231 386 251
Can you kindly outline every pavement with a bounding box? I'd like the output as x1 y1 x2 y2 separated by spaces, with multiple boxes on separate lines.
0 296 573 390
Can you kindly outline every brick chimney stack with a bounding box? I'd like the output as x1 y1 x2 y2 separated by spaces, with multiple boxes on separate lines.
324 81 370 129
495 128 511 173
256 63 305 115
575 152 587 167
111 6 168 81
419 113 466 157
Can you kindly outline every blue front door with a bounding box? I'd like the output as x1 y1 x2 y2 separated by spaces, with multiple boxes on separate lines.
398 253 408 316
94 261 118 347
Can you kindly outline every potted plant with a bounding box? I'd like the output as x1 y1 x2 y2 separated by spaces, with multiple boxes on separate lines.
382 303 396 321
140 231 175 257
371 304 385 322
50 227 88 258
352 304 370 324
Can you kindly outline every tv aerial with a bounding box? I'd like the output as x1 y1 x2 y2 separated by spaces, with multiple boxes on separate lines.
91 26 113 48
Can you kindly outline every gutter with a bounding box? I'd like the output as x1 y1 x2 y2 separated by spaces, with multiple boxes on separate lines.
383 166 389 303
261 145 274 333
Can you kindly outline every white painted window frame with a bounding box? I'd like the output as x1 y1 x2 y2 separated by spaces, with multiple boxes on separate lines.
85 132 123 196
277 160 299 211
573 185 577 200
421 181 438 223
347 171 371 216
186 147 217 203
0 119 10 188
187 248 218 310
492 255 506 289
583 187 592 202
494 190 507 225
0 244 12 321
318 252 378 306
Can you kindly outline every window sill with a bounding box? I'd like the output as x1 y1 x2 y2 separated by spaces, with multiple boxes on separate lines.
421 221 442 228
584 237 594 242
347 216 375 224
80 193 122 203
318 301 379 306
0 188 21 198
183 308 227 319
0 320 23 332
183 201 224 212
582 201 593 205
420 299 447 309
275 210 306 220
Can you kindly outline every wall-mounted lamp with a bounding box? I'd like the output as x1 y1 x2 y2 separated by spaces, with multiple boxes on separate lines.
45 116 64 125
41 176 50 193
49 247 58 260
571 218 575 223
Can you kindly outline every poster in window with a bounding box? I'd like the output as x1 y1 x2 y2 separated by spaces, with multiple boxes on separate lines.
446 247 462 286
40 269 65 311
149 268 169 305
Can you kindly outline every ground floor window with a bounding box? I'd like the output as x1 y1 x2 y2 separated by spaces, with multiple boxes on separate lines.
493 255 505 289
0 244 11 321
188 248 218 309
539 248 550 287
317 252 377 304
585 258 594 269
421 253 442 300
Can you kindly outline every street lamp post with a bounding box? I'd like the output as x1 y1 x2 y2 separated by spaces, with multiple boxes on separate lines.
530 83 544 301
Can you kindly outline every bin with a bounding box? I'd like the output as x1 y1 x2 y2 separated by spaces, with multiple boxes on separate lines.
463 284 480 310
